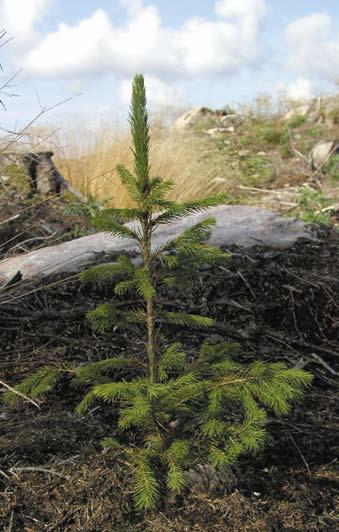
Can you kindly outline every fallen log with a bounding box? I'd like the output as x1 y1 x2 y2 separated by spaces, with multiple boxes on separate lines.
0 206 315 285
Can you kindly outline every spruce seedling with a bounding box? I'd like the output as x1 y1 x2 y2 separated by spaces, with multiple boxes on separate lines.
5 74 313 511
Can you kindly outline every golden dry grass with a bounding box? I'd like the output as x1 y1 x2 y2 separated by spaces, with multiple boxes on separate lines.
47 123 235 207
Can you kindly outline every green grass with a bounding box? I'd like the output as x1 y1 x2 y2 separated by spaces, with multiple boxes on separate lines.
258 122 282 145
307 127 322 138
286 114 307 129
324 154 339 182
291 187 332 225
240 156 272 187
4 164 31 194
280 145 293 159
327 107 339 124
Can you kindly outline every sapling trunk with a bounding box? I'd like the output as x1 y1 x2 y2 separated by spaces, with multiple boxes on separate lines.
146 296 155 382
141 215 156 383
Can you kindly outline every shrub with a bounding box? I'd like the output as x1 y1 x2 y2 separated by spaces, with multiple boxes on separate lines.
259 121 282 145
324 154 339 182
5 75 313 510
327 107 339 124
240 156 272 187
280 144 293 159
286 114 307 129
292 187 332 224
223 104 237 115
307 127 322 138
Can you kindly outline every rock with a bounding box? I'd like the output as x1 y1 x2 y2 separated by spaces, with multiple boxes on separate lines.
205 126 234 135
310 140 339 170
0 206 316 285
284 98 324 124
173 107 214 130
173 107 245 132
316 114 326 124
206 128 229 136
284 105 310 122
321 95 339 124
220 114 245 126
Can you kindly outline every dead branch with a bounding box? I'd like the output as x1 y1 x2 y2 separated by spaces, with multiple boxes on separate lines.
0 378 40 408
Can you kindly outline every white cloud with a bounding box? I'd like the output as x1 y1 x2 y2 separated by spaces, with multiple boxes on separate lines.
119 75 185 107
287 78 314 100
120 0 143 16
24 10 114 76
21 0 267 80
215 0 267 20
0 0 54 42
285 13 339 83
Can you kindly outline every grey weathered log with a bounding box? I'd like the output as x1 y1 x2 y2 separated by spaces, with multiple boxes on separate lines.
0 206 315 285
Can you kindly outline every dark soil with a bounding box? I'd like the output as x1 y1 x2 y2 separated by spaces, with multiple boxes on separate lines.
0 191 338 531
0 181 92 261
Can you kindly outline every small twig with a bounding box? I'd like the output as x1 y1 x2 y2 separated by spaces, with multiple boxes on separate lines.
4 232 57 256
0 93 81 156
9 466 69 479
7 510 14 532
0 273 80 305
288 129 308 162
0 468 11 480
310 353 338 376
0 270 22 292
321 203 338 213
238 185 298 196
0 213 20 226
300 341 339 360
288 433 312 479
0 378 40 408
0 194 59 225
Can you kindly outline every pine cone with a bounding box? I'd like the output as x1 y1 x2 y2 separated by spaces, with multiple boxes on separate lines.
188 464 239 497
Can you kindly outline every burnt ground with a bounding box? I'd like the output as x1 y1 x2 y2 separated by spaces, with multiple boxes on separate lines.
0 190 338 530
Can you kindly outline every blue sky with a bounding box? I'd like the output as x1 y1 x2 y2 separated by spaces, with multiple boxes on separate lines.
1 0 339 131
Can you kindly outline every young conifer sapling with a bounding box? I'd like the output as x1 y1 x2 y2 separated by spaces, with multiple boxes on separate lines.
5 74 313 511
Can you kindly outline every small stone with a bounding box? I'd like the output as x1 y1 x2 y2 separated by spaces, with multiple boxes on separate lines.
206 128 229 136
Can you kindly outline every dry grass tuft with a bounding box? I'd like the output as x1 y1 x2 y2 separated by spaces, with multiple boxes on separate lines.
49 124 232 207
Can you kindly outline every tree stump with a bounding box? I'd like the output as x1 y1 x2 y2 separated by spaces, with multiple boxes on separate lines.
0 150 67 195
